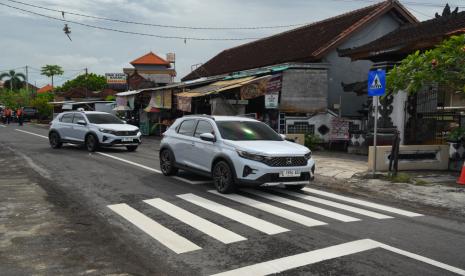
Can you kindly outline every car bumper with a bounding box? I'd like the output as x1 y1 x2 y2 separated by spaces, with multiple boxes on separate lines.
232 157 315 187
99 134 142 147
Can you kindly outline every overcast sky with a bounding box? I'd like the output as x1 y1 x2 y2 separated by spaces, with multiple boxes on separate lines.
0 0 460 88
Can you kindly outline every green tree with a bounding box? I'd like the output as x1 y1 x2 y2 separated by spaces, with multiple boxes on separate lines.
0 70 26 91
57 73 107 92
41 65 64 89
387 34 465 94
31 92 54 120
0 88 33 108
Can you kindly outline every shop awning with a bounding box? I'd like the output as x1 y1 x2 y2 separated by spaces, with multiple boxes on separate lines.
116 90 142 97
175 76 257 98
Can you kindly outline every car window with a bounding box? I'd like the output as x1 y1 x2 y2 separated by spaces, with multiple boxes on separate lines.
72 114 85 124
194 120 214 138
60 113 74 123
177 120 196 136
86 113 123 124
216 121 283 141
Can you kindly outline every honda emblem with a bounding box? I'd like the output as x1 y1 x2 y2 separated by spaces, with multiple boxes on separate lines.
286 158 292 165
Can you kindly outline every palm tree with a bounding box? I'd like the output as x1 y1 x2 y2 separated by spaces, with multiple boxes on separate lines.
41 65 64 89
0 70 26 91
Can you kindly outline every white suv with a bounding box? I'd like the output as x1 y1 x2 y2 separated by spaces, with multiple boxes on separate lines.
49 111 142 152
160 115 315 193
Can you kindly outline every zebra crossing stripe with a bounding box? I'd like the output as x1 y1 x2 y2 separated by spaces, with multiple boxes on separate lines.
208 190 327 227
244 189 360 222
277 190 393 219
210 239 379 276
144 198 246 244
303 188 423 217
177 193 288 235
108 203 201 254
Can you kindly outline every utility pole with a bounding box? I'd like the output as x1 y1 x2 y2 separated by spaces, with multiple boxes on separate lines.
85 67 88 99
25 65 29 94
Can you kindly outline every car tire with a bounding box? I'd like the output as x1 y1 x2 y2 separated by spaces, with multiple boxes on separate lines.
213 161 236 194
126 145 138 152
85 134 99 152
160 149 178 176
49 132 62 149
285 184 307 191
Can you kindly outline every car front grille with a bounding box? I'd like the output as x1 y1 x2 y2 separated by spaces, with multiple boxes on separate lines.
262 156 308 167
113 130 138 136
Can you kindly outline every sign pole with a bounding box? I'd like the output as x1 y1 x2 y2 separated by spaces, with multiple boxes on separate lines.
373 96 378 177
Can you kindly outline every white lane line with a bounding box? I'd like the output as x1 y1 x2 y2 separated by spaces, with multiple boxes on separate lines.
376 241 465 276
173 176 211 185
108 203 201 254
244 189 360 222
0 124 6 127
15 129 48 139
278 189 393 219
212 239 465 276
14 129 207 185
144 198 246 244
209 190 327 227
96 152 162 173
303 188 423 217
211 239 379 276
177 193 288 235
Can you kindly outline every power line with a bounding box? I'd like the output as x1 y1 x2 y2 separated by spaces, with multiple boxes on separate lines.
5 0 307 30
0 2 261 41
328 0 465 8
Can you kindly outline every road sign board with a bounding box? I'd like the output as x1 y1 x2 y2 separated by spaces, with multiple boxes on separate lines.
368 70 386 96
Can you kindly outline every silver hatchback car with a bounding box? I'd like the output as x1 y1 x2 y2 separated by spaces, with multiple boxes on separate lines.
49 111 142 152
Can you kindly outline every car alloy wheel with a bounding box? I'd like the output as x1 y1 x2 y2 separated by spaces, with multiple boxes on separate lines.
49 132 62 149
160 149 178 176
213 161 235 193
86 135 98 152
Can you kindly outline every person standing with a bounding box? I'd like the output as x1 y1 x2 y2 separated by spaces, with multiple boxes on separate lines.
5 107 12 125
17 107 23 126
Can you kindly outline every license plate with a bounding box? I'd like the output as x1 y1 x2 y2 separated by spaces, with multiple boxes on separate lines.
279 170 300 178
122 137 133 142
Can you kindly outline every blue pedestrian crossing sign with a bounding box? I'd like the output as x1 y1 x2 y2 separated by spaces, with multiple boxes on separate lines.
367 70 386 96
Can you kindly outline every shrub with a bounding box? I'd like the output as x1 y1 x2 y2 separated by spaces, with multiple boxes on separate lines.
305 134 323 150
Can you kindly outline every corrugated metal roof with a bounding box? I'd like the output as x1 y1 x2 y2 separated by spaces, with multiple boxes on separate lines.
176 76 257 98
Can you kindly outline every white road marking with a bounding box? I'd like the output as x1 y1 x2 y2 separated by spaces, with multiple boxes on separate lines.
14 129 208 185
96 152 162 173
212 239 465 276
209 190 327 227
15 129 48 139
244 189 360 222
211 239 379 276
303 188 423 217
376 241 465 276
108 203 201 254
278 189 393 219
177 193 288 235
0 124 6 127
173 176 211 185
144 198 246 244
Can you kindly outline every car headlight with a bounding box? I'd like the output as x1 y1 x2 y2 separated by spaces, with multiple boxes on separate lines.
99 128 114 134
304 151 312 160
237 150 266 162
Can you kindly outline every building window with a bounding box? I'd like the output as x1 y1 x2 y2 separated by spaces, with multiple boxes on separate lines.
287 122 314 134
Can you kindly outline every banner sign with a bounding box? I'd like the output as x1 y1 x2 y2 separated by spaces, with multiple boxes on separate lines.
330 118 350 141
106 73 127 89
240 77 270 100
367 70 386 97
265 74 282 109
177 96 191 112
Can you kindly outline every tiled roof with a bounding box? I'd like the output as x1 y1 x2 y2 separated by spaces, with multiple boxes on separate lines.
130 52 170 66
37 84 53 93
182 0 416 81
339 11 465 60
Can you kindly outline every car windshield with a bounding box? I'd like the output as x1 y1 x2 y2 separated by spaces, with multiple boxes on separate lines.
86 113 123 124
216 121 283 141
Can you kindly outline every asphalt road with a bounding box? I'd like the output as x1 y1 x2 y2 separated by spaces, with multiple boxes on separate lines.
1 123 465 276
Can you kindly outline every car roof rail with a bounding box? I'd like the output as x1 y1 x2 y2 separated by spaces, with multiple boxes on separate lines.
183 114 215 120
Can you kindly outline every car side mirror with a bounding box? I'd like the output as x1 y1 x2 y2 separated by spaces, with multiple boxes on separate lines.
200 133 216 142
77 120 87 126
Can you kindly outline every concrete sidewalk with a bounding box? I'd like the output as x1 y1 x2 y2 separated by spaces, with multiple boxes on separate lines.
312 151 368 180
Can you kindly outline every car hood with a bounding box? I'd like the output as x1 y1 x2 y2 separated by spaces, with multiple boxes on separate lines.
224 140 310 156
94 124 139 131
